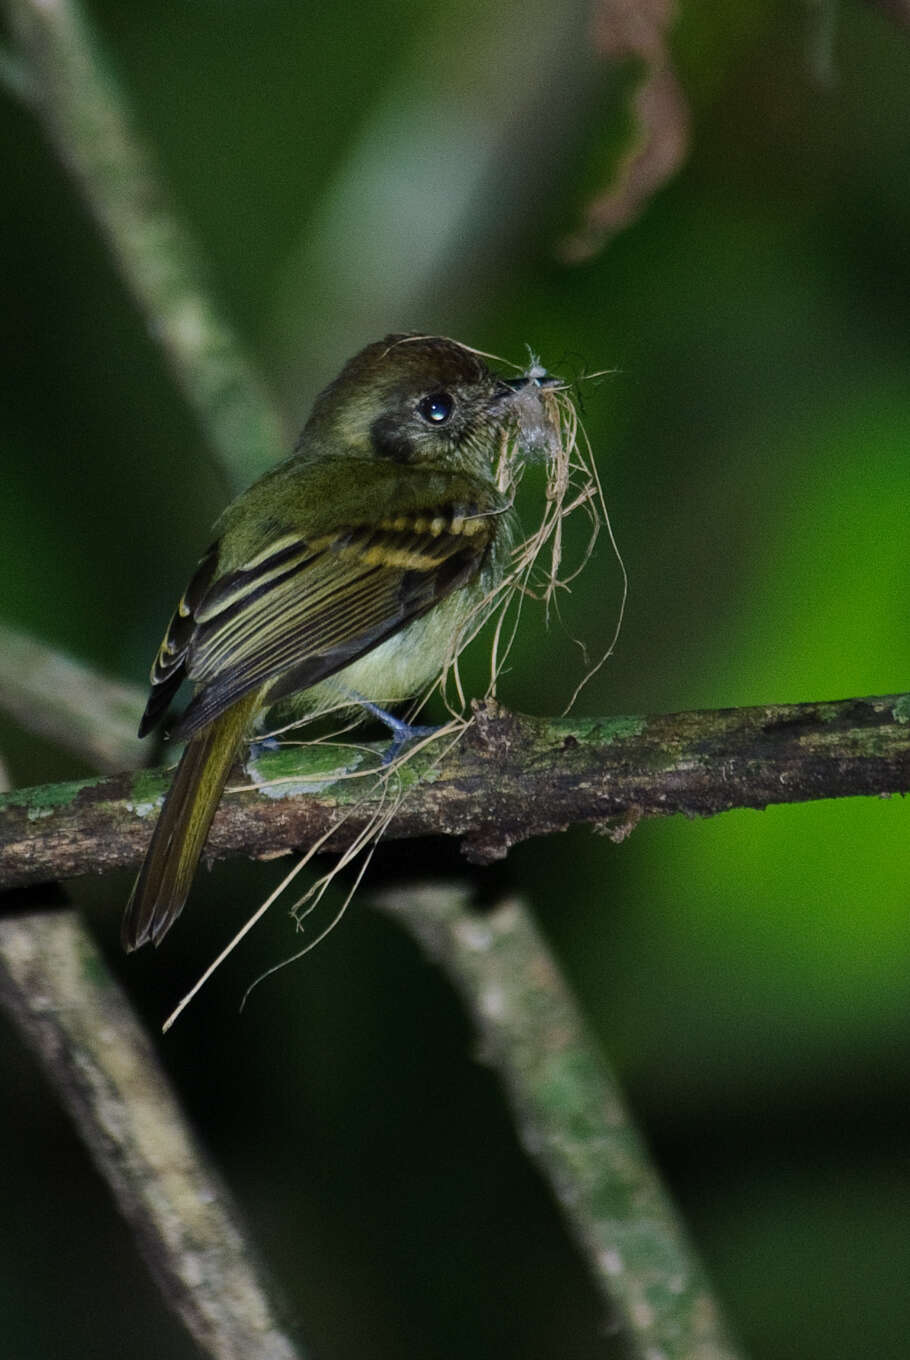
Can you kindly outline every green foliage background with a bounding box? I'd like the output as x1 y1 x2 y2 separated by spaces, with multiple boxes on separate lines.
1 2 909 1356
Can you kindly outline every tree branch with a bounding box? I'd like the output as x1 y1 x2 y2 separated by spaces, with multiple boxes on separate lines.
2 0 288 488
373 884 743 1358
2 693 908 891
0 622 146 772
0 906 306 1360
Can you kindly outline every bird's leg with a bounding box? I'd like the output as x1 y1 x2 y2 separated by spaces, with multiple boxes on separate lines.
247 734 282 759
352 697 438 765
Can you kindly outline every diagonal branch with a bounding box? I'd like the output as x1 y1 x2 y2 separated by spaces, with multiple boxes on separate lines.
2 692 908 891
2 0 288 488
0 622 146 772
374 883 743 1359
0 907 307 1360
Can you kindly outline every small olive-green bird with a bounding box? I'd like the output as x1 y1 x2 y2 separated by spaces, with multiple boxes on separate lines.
123 333 554 951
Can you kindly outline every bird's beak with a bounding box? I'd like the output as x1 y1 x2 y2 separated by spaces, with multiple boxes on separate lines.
501 372 561 393
492 371 561 411
492 370 564 461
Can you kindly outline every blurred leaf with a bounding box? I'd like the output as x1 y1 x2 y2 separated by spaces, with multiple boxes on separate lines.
559 0 690 261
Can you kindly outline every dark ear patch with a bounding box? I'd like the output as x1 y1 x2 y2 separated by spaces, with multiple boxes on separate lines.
370 411 414 463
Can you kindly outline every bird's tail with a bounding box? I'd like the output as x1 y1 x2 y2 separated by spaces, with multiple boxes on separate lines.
122 693 259 950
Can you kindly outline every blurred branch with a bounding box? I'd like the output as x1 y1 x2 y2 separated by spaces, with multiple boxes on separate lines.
0 621 146 771
374 883 742 1358
1 692 908 890
2 0 288 488
270 0 587 400
0 907 306 1360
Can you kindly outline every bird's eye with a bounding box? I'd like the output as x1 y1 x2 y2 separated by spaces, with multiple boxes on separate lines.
417 391 454 424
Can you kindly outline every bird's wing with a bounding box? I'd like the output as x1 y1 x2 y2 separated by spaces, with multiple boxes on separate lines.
139 510 495 741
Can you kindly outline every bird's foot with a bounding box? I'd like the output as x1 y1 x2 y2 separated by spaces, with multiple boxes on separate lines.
356 699 438 765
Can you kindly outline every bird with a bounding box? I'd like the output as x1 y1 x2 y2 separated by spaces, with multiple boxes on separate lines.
122 333 557 951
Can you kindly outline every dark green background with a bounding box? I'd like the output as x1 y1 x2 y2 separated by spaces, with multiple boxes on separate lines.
1 2 909 1356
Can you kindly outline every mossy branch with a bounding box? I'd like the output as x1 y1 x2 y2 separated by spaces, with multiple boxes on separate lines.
374 884 742 1359
1 692 907 891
